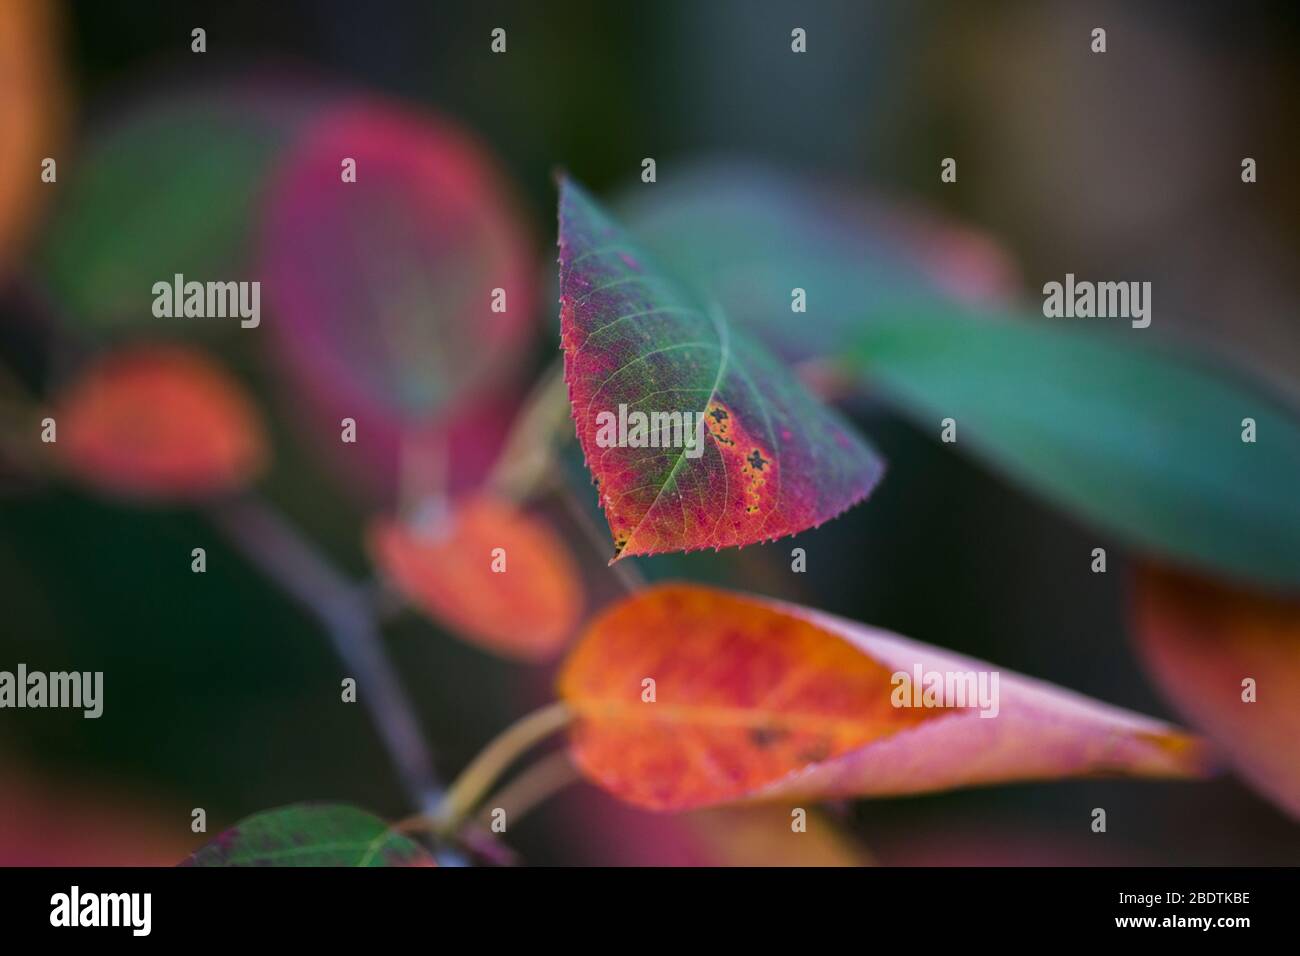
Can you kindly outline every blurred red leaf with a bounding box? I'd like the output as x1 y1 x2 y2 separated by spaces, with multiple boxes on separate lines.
261 100 537 427
559 584 1211 812
54 345 267 501
1132 563 1300 819
369 495 584 661
0 761 191 866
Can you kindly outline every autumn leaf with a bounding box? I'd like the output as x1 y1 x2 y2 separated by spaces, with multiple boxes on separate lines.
180 803 433 867
0 761 193 866
558 584 1210 812
54 345 267 501
0 0 67 279
680 804 872 866
558 177 883 561
1132 563 1300 819
261 101 537 425
368 495 584 661
557 784 872 866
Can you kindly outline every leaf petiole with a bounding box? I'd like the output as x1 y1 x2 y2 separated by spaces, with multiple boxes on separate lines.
410 700 574 839
473 748 579 831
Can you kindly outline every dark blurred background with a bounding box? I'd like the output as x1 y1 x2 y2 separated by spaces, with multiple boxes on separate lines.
1 0 1298 865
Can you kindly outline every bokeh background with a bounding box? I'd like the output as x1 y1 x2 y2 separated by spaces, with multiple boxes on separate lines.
1 0 1298 865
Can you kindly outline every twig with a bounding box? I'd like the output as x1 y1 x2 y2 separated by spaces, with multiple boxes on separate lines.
207 493 443 815
419 700 573 836
486 358 571 501
556 482 646 594
475 748 578 831
480 354 647 594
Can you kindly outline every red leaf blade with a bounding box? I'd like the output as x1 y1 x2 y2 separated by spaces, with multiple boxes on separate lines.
558 177 883 560
1133 563 1300 819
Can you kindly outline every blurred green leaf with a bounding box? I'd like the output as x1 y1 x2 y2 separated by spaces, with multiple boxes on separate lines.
844 313 1300 588
617 163 1014 363
38 88 316 336
181 803 432 867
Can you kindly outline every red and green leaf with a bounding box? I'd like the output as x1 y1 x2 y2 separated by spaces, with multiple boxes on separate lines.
558 584 1211 812
558 177 883 561
180 803 433 867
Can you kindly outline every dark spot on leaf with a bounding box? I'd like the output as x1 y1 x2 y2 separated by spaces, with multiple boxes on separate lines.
749 726 788 749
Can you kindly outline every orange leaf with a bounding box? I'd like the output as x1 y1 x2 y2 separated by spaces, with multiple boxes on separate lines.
559 584 1210 812
0 0 68 277
368 495 584 661
682 805 873 866
0 760 193 866
54 345 267 501
558 783 871 865
1132 563 1300 819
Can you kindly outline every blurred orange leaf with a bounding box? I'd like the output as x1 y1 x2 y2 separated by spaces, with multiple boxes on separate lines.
557 783 871 865
0 761 191 866
1132 563 1300 819
54 345 267 501
681 804 872 866
559 584 1211 812
369 495 584 661
0 0 68 278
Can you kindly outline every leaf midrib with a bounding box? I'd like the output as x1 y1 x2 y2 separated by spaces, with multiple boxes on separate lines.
569 697 926 739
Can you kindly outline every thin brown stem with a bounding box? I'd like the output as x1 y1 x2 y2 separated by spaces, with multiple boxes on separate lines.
208 494 443 815
556 482 646 594
419 701 573 836
475 748 579 831
487 359 572 502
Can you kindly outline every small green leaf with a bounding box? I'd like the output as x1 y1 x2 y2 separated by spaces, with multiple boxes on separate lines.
845 313 1300 588
180 803 433 867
